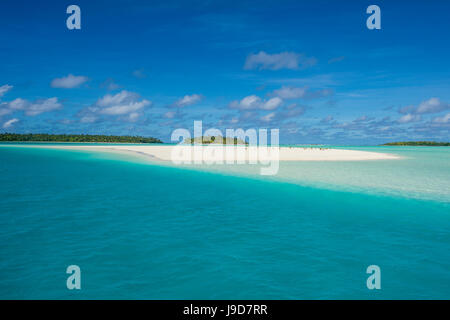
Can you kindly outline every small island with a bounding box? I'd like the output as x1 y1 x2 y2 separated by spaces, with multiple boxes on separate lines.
184 135 248 145
383 141 450 146
0 133 163 144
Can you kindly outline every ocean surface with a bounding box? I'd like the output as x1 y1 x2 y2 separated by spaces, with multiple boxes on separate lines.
0 144 449 299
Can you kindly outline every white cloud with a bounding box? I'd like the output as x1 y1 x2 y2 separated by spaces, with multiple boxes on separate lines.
416 97 449 114
100 101 148 116
282 103 305 117
271 86 333 100
398 105 416 114
0 84 13 97
0 97 62 116
97 91 150 115
432 112 450 124
261 97 282 110
107 82 121 91
2 118 19 129
230 95 283 110
101 78 121 91
8 98 28 110
355 115 369 122
164 111 176 119
173 94 203 107
80 90 151 122
306 88 334 99
80 115 98 123
127 112 140 122
51 74 89 88
260 112 276 122
230 95 261 110
244 51 317 71
321 115 334 123
96 90 135 108
272 86 307 99
398 113 421 124
0 104 11 117
26 98 62 116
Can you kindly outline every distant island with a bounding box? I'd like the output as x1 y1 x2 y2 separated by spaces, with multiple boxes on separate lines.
184 135 248 145
0 133 163 144
383 141 450 146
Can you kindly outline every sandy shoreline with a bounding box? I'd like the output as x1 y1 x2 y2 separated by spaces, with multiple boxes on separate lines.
0 144 400 162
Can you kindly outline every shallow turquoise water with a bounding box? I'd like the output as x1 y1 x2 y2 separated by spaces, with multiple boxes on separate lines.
0 145 449 299
187 145 450 202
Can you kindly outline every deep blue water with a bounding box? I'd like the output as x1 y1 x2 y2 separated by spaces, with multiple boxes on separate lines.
0 146 449 299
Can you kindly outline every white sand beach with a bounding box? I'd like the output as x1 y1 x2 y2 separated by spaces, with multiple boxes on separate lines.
2 144 400 162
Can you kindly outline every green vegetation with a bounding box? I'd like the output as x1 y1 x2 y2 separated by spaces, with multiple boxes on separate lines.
383 141 450 146
184 135 248 145
0 133 163 143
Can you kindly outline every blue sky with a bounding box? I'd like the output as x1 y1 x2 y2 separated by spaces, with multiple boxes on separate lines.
0 0 449 144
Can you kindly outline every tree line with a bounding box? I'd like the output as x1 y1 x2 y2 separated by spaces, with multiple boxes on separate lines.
383 141 449 146
0 133 163 143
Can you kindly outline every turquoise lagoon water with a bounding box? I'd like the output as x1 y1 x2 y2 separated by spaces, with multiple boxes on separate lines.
0 144 449 299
